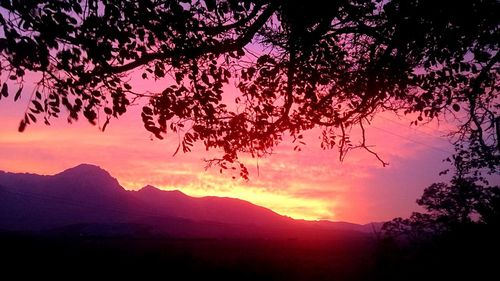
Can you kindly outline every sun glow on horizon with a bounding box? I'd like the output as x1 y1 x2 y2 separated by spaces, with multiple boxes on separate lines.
121 178 337 221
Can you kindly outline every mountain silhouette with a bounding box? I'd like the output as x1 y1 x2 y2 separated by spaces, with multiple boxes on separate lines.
132 185 289 226
0 164 139 231
0 164 377 238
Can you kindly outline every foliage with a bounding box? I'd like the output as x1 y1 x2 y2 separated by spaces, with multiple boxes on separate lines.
382 174 500 240
378 169 500 280
0 0 498 175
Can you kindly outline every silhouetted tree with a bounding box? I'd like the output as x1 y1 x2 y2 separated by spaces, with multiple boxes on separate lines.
379 161 500 280
1 0 498 175
475 183 500 226
383 173 500 240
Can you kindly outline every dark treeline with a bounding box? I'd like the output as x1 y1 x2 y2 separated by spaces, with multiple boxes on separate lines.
1 234 377 281
2 227 498 281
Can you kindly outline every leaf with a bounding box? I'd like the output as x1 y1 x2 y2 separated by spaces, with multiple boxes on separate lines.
201 73 210 85
32 100 43 112
452 104 460 112
14 87 22 101
142 106 153 115
27 113 37 123
18 120 26 132
1 83 8 98
83 109 97 124
104 107 113 115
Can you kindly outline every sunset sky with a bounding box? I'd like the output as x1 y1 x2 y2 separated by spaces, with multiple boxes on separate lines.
2 1 498 225
0 77 463 224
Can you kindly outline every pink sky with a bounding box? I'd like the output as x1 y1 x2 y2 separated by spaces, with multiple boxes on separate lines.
0 84 458 223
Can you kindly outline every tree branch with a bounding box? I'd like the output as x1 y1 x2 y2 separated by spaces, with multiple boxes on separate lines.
85 3 277 79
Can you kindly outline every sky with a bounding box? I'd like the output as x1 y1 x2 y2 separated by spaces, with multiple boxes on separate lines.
0 3 494 224
0 76 464 224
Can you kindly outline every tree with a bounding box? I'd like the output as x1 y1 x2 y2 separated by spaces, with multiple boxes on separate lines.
417 179 482 225
382 174 500 240
378 175 500 281
0 0 498 176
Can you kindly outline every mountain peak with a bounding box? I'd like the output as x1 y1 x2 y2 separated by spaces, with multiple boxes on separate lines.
52 163 124 194
139 185 186 196
59 163 108 175
140 185 161 192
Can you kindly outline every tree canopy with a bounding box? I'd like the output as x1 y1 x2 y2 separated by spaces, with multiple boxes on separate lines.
382 173 500 240
0 0 498 176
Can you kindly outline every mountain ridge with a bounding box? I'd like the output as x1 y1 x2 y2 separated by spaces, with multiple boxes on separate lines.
0 164 380 238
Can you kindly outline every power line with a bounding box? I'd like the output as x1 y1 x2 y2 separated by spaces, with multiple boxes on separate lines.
370 125 454 154
376 115 451 140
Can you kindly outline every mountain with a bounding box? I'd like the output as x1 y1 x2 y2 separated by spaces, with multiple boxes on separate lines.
0 164 377 238
131 185 289 226
0 164 139 231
